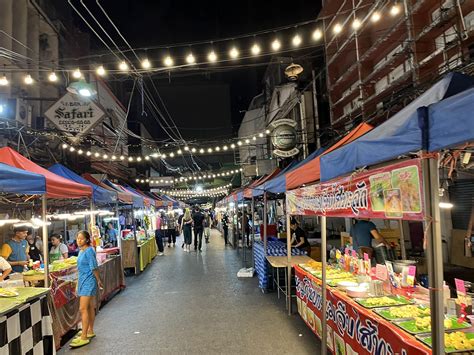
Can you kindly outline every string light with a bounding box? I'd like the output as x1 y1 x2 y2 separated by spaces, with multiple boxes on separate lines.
72 68 83 79
186 53 196 64
292 34 302 47
141 58 151 69
352 19 361 30
96 65 106 76
390 3 401 16
312 29 322 41
24 74 34 85
333 23 343 34
164 56 174 67
119 61 129 71
48 72 57 82
251 43 261 55
271 39 281 51
0 74 8 86
208 51 217 62
371 11 381 22
229 47 239 59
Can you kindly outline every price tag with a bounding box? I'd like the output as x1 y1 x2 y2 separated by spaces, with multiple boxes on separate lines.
375 264 388 281
351 250 357 258
345 248 349 256
406 266 416 287
455 278 467 296
363 253 369 261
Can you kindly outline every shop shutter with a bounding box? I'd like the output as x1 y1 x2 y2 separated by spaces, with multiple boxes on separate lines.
449 180 474 230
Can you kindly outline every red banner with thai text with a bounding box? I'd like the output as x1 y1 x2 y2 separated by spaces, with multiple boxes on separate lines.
287 159 424 220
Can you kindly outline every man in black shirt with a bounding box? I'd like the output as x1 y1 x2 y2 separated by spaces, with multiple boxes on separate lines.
290 218 311 256
192 207 205 251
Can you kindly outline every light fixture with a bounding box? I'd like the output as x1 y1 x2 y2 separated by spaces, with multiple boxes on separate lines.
86 151 92 156
258 133 264 138
67 80 97 97
371 11 381 22
251 43 261 55
164 56 174 67
48 71 58 82
119 61 129 71
141 58 151 69
208 51 217 62
223 145 228 151
72 68 82 79
207 148 213 153
184 146 190 151
177 149 183 154
229 47 239 59
78 149 83 155
312 29 323 41
169 152 175 158
265 129 270 134
69 147 75 152
439 202 454 209
62 143 68 149
237 141 243 146
96 65 106 76
390 3 401 16
24 74 34 85
230 144 236 149
271 39 281 51
333 23 343 34
191 148 197 153
186 53 196 64
245 139 250 144
94 152 100 158
215 146 220 151
352 19 361 30
199 148 205 154
292 34 302 47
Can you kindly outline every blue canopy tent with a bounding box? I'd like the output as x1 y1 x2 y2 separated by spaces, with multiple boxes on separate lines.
320 72 474 182
103 180 144 208
48 164 117 205
0 163 46 195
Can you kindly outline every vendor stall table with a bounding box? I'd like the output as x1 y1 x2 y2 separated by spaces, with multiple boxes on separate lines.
0 287 54 354
295 265 433 354
122 238 157 274
253 240 307 291
267 255 313 309
138 238 157 272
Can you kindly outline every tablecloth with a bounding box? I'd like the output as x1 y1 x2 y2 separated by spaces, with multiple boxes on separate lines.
138 238 157 271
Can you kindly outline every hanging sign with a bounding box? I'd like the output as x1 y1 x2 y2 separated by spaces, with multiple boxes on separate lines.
295 266 431 355
286 159 424 220
45 92 105 142
269 118 300 158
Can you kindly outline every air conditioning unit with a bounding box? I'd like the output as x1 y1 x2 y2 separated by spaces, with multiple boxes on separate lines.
15 98 32 127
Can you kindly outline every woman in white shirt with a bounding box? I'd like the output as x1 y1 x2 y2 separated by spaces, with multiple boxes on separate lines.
49 234 68 262
0 257 12 280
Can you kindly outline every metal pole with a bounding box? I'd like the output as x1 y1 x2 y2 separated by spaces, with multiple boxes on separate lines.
251 197 255 243
286 213 292 315
234 202 238 249
90 199 96 232
41 196 49 288
263 192 268 256
116 202 121 250
321 216 327 355
242 200 246 264
399 220 407 260
311 69 321 149
423 157 444 354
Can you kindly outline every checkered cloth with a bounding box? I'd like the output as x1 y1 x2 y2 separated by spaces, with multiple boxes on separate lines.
0 295 55 355
254 240 307 290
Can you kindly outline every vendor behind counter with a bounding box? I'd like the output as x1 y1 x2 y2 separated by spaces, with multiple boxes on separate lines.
290 218 311 257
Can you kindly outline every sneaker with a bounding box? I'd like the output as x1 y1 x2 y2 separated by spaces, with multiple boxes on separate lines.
158 252 164 256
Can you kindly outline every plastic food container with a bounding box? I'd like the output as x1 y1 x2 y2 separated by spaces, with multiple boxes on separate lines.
346 286 368 298
337 281 358 291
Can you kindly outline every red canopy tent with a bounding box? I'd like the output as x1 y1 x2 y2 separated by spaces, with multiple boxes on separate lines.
83 173 133 204
285 123 373 190
0 147 92 198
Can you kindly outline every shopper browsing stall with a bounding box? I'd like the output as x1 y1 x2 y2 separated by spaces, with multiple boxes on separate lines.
1 226 30 273
70 230 103 349
49 233 68 262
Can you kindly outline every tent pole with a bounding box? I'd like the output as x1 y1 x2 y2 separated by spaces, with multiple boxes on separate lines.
399 220 407 260
286 212 292 315
251 197 255 267
263 192 268 256
41 195 49 288
234 202 238 249
116 202 121 250
90 200 96 231
423 156 444 354
321 215 327 355
242 200 246 264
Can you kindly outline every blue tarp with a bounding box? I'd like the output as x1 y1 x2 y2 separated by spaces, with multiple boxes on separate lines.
0 163 46 195
103 180 144 208
320 72 474 182
255 147 325 195
48 164 117 205
428 87 474 152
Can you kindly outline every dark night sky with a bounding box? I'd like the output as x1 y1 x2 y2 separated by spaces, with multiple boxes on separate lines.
72 0 322 141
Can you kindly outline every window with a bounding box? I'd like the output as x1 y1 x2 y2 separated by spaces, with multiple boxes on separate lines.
375 76 388 95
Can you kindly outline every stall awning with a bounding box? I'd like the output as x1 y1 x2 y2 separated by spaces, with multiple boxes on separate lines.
125 186 151 208
82 174 133 205
48 164 117 205
105 182 143 208
320 72 474 182
286 123 373 189
0 163 46 195
0 147 92 199
243 168 281 198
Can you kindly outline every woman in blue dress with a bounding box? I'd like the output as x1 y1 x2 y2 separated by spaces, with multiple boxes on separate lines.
70 230 103 348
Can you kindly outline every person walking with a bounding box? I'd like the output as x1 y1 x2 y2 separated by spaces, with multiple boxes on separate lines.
222 213 229 245
204 210 211 244
167 212 177 248
1 226 30 273
181 208 193 252
192 207 205 252
70 230 103 349
155 212 165 256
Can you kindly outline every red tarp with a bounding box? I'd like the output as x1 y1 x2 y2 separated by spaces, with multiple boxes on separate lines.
243 168 281 198
83 173 133 204
0 147 92 199
285 123 373 190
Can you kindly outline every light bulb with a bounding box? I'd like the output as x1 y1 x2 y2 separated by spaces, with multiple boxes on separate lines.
215 146 220 151
164 56 174 67
223 145 228 151
96 65 106 76
0 75 8 86
141 58 151 69
184 146 189 151
186 53 196 64
119 61 129 71
271 39 281 51
312 29 323 41
251 44 261 55
94 152 100 158
390 4 401 16
371 11 381 22
79 89 91 97
86 151 92 156
292 34 302 47
72 69 82 79
48 72 57 82
265 129 270 134
199 148 205 154
169 152 174 158
69 147 75 152
229 47 239 59
245 139 250 144
177 149 182 154
333 24 343 34
78 149 83 155
230 144 236 149
62 143 68 149
24 74 33 85
191 148 197 153
237 141 243 146
207 148 213 153
208 51 217 62
352 19 361 30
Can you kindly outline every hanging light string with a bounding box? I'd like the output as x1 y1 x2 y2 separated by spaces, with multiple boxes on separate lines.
134 168 243 185
159 184 232 197
0 1 403 85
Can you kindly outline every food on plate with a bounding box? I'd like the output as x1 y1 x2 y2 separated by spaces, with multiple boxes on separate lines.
387 305 430 319
363 296 401 307
0 288 19 297
444 332 474 351
414 316 431 331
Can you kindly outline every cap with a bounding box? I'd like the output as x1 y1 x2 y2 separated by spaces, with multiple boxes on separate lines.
13 225 29 233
